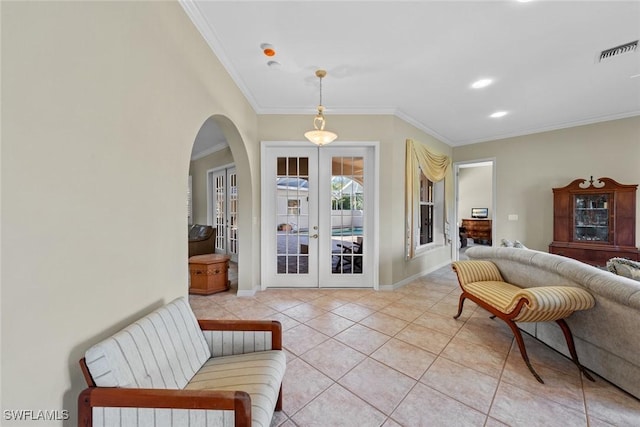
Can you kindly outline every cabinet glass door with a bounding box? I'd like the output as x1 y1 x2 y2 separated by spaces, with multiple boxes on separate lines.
574 194 610 242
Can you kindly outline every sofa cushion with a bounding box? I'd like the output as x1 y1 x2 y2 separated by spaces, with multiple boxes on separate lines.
185 351 286 427
607 257 640 282
84 297 211 389
190 224 215 241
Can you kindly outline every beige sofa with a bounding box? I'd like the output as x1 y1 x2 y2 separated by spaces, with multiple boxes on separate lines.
465 246 640 398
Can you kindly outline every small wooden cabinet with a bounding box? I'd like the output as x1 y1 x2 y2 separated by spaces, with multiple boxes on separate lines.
461 219 492 245
549 177 639 266
189 254 231 295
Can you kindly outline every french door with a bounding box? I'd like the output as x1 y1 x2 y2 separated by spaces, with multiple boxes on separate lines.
261 142 376 288
208 166 238 262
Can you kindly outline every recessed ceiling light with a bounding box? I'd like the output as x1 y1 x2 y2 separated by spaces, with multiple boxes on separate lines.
471 79 493 89
490 111 508 118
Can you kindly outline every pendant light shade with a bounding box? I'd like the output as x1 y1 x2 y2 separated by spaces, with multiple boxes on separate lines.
305 70 338 146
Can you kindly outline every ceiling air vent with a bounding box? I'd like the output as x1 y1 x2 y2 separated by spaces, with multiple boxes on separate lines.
599 40 638 62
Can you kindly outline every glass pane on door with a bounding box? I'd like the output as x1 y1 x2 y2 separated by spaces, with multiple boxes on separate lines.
276 157 310 274
331 156 364 275
214 173 226 251
228 170 238 257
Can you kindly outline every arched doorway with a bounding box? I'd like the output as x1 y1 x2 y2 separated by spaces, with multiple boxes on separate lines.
187 115 254 292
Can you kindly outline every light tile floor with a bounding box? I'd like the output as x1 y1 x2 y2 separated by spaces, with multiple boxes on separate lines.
189 265 640 427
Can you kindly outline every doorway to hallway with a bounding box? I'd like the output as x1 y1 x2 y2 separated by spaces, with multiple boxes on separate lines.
453 160 495 261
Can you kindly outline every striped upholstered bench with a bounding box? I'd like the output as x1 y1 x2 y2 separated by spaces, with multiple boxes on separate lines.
78 297 286 427
451 260 595 383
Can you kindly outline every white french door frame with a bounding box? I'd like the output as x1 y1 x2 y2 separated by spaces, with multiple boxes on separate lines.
261 141 380 289
207 163 238 262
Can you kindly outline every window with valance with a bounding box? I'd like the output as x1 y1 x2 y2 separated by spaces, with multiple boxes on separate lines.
405 139 451 259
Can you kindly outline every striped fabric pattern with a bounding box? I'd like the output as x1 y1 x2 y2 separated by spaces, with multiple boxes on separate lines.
91 408 234 427
202 330 273 357
463 280 525 313
185 351 287 427
464 281 595 322
84 297 211 389
514 286 595 322
451 260 504 287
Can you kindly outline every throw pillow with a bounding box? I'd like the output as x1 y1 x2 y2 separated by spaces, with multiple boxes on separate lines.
501 239 514 247
606 257 640 281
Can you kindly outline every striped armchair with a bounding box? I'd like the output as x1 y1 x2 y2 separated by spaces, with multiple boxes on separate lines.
78 297 286 427
451 260 595 383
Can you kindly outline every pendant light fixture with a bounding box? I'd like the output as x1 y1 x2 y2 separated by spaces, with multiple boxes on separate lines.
304 69 338 146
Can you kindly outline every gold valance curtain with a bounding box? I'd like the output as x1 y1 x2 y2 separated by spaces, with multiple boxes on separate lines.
405 138 451 259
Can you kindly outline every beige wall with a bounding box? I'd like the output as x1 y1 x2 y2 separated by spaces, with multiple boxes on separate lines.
258 115 453 286
453 116 640 251
189 148 235 225
1 2 258 425
459 165 493 221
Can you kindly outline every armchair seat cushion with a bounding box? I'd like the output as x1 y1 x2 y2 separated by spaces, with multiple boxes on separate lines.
186 351 286 427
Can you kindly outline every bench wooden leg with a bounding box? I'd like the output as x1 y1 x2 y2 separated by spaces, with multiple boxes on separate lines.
453 293 467 319
504 319 545 384
556 319 595 382
452 291 544 382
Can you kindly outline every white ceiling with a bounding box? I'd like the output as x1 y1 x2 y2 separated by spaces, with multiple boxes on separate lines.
182 0 640 150
191 116 229 160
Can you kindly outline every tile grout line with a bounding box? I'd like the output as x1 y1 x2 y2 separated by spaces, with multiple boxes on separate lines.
483 332 515 426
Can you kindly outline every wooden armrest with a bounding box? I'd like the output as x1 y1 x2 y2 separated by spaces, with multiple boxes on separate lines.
78 388 251 427
198 319 282 350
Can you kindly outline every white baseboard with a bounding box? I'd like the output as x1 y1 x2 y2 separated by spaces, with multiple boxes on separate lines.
237 261 450 294
383 260 451 291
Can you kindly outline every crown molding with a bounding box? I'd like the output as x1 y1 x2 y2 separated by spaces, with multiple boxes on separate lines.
179 0 260 112
452 110 640 147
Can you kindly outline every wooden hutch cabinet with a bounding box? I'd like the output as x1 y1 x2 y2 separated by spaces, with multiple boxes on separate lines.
549 177 639 266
